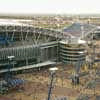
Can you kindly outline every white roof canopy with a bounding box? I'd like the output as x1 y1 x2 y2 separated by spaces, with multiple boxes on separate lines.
0 19 33 26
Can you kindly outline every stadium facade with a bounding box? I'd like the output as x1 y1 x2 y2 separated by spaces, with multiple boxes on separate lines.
0 19 97 73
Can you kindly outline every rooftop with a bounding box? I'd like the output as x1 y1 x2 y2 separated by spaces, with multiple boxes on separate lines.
62 23 97 38
60 38 86 44
0 19 33 26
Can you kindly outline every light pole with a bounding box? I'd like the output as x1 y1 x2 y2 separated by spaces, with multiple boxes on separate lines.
7 56 15 77
72 51 85 85
47 67 58 100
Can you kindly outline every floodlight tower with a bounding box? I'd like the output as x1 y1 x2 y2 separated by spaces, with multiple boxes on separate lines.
47 67 58 100
8 56 15 71
72 51 85 85
5 56 15 80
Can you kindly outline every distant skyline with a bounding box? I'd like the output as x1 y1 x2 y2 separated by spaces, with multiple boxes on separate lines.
0 0 100 14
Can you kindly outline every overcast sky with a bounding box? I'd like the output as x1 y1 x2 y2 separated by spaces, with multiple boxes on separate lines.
0 0 100 14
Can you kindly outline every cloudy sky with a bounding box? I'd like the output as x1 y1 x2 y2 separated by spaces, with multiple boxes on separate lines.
0 0 100 14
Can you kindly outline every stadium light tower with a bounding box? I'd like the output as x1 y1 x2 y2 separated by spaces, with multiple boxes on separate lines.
7 56 15 71
72 51 85 85
8 56 15 61
47 67 58 100
4 56 15 81
76 51 85 84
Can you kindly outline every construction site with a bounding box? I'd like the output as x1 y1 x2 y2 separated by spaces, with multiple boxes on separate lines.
0 15 100 100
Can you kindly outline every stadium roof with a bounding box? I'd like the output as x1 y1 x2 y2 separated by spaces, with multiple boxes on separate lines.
0 19 70 39
62 23 97 39
0 19 32 26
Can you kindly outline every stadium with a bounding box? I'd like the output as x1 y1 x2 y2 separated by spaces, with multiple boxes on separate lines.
1 16 100 100
0 19 97 74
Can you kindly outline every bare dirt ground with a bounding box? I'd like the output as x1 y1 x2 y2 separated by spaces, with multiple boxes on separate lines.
1 64 100 100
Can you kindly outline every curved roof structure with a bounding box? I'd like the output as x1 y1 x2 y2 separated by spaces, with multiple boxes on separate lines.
62 23 97 39
0 19 32 26
0 19 97 39
0 19 71 39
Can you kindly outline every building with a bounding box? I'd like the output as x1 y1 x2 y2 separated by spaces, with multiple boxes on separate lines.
0 19 97 73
